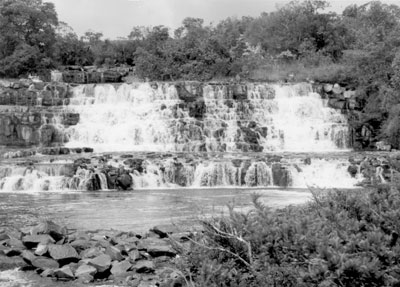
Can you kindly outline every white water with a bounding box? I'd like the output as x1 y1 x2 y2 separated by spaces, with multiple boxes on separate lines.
63 82 349 153
0 157 363 192
0 82 359 192
65 83 183 152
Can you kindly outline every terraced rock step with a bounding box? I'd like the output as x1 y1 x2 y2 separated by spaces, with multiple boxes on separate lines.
1 151 398 191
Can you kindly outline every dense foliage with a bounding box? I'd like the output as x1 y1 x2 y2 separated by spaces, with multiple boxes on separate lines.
179 185 400 286
0 0 58 77
1 0 397 81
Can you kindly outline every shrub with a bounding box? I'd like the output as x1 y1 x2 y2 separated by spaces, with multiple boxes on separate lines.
180 185 400 286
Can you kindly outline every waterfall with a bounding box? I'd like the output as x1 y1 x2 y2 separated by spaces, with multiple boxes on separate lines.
0 166 66 192
288 158 363 188
65 83 182 152
63 82 349 153
0 82 363 192
0 156 366 192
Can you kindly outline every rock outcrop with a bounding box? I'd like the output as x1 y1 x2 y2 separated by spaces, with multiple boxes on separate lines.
58 66 129 84
0 79 79 147
315 82 389 150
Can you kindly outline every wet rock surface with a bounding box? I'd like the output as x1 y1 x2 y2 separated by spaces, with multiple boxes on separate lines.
1 151 400 192
0 79 79 147
0 220 192 286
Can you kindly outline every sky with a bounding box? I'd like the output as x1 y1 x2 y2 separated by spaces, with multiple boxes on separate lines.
48 0 400 39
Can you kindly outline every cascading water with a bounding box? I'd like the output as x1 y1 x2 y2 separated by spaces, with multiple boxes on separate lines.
63 82 349 153
0 82 365 192
65 83 183 152
0 155 365 192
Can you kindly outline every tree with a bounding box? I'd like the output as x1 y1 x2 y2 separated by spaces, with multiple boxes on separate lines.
0 0 58 76
81 30 103 44
244 0 346 60
128 26 150 41
342 1 400 50
53 22 94 66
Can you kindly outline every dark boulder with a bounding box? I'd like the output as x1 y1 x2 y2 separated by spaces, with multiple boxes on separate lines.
134 260 155 273
231 84 247 100
116 173 133 190
347 165 359 177
272 164 292 187
31 220 67 242
22 235 55 248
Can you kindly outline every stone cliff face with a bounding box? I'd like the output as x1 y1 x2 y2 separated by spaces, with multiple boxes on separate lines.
317 82 384 151
0 80 79 147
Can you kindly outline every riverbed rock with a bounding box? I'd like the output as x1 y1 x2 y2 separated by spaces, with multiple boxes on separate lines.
21 250 36 264
22 235 55 248
111 259 132 276
5 237 25 250
151 225 182 238
147 245 176 258
137 237 177 258
128 249 141 262
106 245 124 261
34 244 48 256
134 260 155 273
31 257 59 270
70 239 92 251
48 244 79 264
88 254 112 272
54 265 75 280
75 264 97 278
40 268 55 278
81 247 104 259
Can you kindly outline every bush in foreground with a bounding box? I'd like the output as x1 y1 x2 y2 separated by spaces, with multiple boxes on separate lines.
179 185 400 286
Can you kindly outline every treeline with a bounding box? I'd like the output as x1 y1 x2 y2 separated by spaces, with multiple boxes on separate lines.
0 0 399 82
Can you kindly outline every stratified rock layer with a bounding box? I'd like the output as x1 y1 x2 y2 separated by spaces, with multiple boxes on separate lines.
0 79 79 147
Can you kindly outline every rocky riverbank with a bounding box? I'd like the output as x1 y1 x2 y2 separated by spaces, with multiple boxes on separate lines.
0 220 194 286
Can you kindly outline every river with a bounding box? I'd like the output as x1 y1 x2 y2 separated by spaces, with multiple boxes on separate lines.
0 187 312 232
